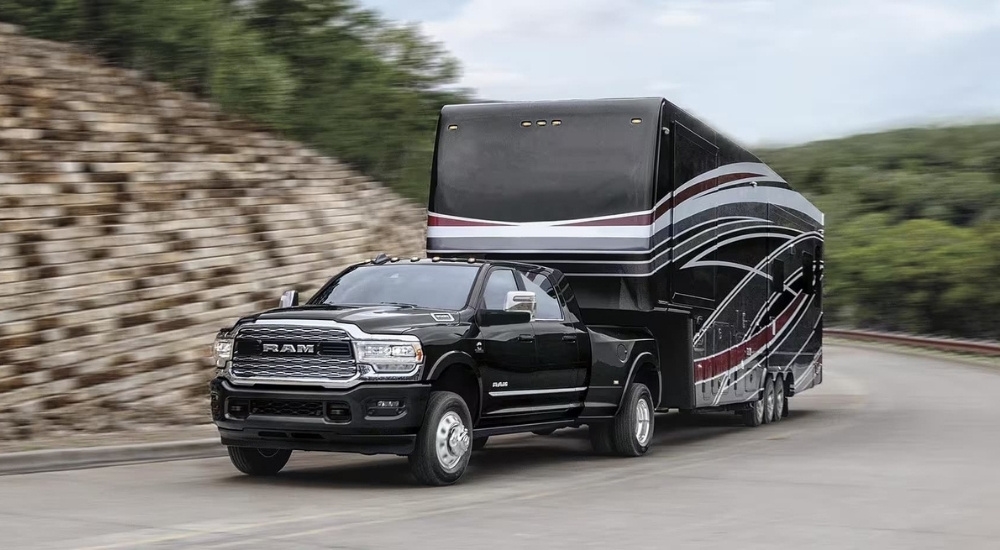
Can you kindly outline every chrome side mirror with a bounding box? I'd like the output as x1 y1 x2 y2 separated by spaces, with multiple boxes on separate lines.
279 290 299 308
504 290 536 319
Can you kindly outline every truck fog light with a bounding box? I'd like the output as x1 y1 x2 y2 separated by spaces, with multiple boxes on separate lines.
226 399 249 420
376 400 401 408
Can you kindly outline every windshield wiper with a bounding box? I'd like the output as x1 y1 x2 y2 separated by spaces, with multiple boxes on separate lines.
377 301 420 308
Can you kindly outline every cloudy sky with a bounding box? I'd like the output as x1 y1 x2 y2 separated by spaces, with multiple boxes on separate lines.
363 0 1000 147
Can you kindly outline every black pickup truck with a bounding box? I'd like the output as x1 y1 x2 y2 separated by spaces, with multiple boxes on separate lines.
211 254 660 485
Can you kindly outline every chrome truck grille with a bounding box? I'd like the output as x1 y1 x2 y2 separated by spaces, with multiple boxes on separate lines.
230 325 358 383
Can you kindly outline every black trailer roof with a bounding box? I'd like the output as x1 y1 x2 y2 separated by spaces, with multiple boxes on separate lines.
439 97 664 122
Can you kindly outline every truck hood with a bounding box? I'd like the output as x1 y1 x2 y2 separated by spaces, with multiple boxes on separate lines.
235 305 461 336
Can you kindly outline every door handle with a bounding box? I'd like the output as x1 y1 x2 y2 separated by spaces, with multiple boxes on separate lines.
561 334 577 342
517 334 535 342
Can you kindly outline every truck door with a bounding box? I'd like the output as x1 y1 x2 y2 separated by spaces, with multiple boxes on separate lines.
515 268 586 392
475 267 540 417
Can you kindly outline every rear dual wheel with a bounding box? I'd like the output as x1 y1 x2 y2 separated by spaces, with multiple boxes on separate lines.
590 383 654 457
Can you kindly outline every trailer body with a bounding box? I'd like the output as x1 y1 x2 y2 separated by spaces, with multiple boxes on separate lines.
428 97 825 411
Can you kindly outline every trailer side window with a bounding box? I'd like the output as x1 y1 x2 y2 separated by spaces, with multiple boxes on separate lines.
516 269 564 321
771 259 785 293
482 269 518 310
802 252 815 294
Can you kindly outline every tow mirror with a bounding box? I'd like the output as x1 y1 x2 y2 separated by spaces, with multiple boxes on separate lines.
504 291 536 318
279 290 299 308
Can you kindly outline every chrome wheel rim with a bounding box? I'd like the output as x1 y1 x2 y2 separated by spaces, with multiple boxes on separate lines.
754 397 765 423
765 385 775 420
635 397 652 446
435 411 469 472
775 381 785 419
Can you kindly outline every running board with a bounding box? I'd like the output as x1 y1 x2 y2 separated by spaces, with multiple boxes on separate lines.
473 420 578 438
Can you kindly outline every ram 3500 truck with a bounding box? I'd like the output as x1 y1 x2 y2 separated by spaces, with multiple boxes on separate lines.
211 97 825 485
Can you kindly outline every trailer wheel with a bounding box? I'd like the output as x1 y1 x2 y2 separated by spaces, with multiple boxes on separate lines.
227 447 291 476
762 376 776 424
589 423 615 455
408 391 473 486
608 383 654 457
741 389 766 427
771 377 785 423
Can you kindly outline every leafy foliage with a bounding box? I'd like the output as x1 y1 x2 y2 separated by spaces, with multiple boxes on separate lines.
0 0 466 200
761 124 1000 339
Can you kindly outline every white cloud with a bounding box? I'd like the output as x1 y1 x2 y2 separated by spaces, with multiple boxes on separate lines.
654 8 706 28
406 0 1000 145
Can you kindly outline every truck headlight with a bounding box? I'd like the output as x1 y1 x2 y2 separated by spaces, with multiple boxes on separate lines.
212 333 234 369
354 340 424 379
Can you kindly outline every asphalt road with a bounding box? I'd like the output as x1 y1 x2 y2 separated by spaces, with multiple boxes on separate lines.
2 344 999 550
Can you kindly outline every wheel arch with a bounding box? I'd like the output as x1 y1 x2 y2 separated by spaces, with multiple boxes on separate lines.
427 352 483 423
617 351 661 414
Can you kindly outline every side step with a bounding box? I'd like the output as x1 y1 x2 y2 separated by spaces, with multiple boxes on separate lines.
473 420 577 438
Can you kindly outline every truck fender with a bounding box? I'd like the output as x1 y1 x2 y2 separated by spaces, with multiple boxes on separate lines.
617 351 662 414
425 351 484 421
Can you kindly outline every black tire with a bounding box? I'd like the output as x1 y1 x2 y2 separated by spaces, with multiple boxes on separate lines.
762 376 776 425
532 428 556 436
608 383 654 457
472 436 489 451
409 391 473 486
589 423 615 455
772 377 785 423
227 446 291 476
741 390 766 428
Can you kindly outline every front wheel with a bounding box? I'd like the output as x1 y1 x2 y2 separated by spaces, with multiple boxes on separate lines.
227 447 291 476
409 391 474 486
608 383 654 456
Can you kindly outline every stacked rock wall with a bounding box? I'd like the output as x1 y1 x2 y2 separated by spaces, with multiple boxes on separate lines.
0 23 427 439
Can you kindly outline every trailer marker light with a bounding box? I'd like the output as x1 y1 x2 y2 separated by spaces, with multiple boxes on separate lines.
448 124 458 131
552 120 562 126
537 120 547 126
521 121 532 127
631 118 642 125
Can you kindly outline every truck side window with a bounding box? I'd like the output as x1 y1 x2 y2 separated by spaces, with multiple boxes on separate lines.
482 269 518 310
516 270 564 321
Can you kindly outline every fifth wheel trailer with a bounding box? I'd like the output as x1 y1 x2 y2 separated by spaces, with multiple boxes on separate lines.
427 97 825 421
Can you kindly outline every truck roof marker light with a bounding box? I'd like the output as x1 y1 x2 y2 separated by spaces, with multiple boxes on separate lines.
410 257 419 262
631 118 642 125
431 256 441 262
467 257 476 263
521 121 532 127
551 120 562 126
448 124 458 131
537 120 547 127
390 257 399 262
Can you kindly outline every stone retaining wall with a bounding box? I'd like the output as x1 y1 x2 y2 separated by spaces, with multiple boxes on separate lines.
0 23 428 440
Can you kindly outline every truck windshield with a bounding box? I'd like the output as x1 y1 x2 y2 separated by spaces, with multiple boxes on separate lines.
315 264 479 310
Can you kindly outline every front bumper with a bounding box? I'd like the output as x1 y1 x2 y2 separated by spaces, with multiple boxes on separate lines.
210 378 431 455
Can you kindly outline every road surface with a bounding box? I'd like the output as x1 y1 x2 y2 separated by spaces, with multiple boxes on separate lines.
2 344 999 549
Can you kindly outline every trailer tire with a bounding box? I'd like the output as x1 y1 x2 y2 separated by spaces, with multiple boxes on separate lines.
762 376 776 424
227 447 291 476
741 391 766 427
608 383 654 457
408 391 473 486
771 377 785 423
